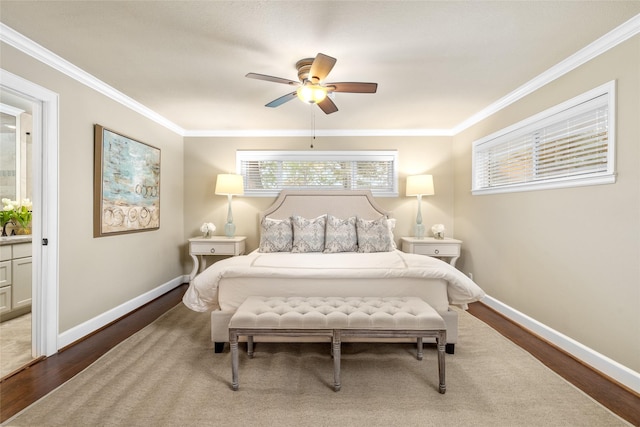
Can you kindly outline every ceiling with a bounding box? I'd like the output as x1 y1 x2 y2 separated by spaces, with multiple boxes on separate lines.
1 1 639 135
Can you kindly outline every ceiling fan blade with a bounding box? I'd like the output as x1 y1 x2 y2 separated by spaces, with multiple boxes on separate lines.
309 53 337 83
265 91 298 108
246 73 299 86
317 97 338 114
326 82 378 93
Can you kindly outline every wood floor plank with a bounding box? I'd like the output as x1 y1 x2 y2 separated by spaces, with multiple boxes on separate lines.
1 289 638 425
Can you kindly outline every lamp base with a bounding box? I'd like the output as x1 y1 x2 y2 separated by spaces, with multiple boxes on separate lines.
224 222 236 238
414 223 425 239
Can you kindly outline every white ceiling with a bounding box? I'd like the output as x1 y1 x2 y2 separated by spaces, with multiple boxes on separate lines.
1 1 639 135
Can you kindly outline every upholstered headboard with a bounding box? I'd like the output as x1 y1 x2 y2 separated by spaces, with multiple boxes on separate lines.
260 190 391 221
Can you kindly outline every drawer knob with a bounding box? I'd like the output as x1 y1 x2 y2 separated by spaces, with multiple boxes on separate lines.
434 249 440 254
210 248 216 254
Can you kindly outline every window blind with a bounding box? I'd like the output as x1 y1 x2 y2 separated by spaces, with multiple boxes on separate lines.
237 150 398 197
472 82 615 194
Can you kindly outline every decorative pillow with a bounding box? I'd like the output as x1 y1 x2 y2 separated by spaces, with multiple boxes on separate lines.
324 215 358 253
356 216 394 253
292 215 327 253
387 217 397 249
259 217 293 252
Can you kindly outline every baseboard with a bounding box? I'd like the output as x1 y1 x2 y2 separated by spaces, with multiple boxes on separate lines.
482 295 640 395
58 275 188 349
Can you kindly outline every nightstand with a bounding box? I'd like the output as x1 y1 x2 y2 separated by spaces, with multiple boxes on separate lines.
189 236 246 280
400 237 462 267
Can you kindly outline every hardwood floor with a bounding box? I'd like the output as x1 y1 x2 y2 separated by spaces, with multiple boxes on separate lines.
1 285 638 425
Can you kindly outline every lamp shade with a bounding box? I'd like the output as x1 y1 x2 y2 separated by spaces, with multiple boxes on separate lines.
215 174 244 196
406 174 435 196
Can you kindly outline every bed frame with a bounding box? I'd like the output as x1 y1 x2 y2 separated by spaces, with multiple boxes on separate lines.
259 189 389 221
210 190 459 353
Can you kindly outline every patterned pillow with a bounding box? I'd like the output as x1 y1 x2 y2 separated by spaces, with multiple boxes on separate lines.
387 217 397 249
292 215 326 253
259 217 293 252
324 215 358 253
356 216 394 253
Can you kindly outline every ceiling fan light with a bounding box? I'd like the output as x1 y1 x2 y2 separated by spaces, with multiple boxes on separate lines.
297 85 327 104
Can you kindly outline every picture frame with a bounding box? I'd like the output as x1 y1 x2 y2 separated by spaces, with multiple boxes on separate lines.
94 124 160 237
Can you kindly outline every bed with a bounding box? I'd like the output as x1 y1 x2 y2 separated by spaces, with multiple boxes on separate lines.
183 190 485 354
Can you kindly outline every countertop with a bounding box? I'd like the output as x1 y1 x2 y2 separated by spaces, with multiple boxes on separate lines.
0 235 33 246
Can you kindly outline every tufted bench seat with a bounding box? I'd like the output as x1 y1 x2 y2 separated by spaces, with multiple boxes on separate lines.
229 296 446 393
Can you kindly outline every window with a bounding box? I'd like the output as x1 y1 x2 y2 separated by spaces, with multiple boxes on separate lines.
0 103 32 203
472 81 615 195
237 150 398 197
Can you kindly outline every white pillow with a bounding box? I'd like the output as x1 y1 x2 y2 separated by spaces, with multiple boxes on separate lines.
324 215 358 253
259 217 293 252
292 215 326 253
356 216 394 253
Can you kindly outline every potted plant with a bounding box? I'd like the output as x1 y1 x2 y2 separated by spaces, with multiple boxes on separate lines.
1 198 32 236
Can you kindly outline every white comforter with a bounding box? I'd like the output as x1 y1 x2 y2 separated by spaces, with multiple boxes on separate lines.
183 250 485 312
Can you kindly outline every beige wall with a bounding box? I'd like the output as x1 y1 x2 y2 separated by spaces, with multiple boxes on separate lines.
452 36 640 371
1 43 185 332
183 136 454 251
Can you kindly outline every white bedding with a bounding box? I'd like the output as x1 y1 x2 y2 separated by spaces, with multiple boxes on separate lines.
183 250 485 312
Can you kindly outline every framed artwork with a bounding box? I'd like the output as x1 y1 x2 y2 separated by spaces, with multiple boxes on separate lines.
94 124 160 237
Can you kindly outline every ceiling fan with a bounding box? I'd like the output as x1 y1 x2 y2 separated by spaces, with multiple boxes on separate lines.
246 53 378 114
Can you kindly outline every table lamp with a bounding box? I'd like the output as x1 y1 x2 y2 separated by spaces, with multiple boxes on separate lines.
215 174 244 237
406 174 435 239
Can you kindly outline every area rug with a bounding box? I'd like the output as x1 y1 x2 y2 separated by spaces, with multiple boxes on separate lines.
3 304 628 426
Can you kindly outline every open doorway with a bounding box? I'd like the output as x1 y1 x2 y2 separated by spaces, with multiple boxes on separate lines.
0 97 34 377
0 69 59 377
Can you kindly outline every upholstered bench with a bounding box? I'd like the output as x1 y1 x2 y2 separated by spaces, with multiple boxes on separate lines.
229 296 447 393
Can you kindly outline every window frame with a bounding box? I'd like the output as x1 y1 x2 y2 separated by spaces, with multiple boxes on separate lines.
0 103 25 202
236 150 399 197
472 81 616 195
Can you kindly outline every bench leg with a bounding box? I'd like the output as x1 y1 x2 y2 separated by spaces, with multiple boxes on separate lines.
230 331 239 391
416 337 424 360
333 330 341 392
247 336 254 358
437 330 446 394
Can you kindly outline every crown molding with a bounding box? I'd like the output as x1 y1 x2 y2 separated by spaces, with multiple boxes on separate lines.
183 128 454 138
2 13 639 139
0 23 185 136
452 13 640 135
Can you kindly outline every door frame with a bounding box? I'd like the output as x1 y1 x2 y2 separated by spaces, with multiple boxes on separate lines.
1 69 59 357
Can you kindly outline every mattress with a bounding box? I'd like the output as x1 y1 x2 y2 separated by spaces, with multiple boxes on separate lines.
183 250 484 313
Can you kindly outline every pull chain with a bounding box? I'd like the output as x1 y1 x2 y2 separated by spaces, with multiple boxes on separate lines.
310 106 316 148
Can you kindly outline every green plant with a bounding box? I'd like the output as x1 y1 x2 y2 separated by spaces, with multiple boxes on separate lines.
1 198 16 227
13 204 32 229
1 198 32 230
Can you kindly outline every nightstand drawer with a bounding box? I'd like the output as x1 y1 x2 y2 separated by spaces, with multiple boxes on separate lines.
412 244 460 257
400 237 462 267
188 236 247 280
190 240 245 256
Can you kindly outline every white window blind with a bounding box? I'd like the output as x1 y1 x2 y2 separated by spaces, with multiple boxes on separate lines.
237 150 398 197
472 81 616 195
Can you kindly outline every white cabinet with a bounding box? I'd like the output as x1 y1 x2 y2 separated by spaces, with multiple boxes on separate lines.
401 237 462 267
0 284 11 314
12 256 32 309
188 236 246 280
0 241 32 320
